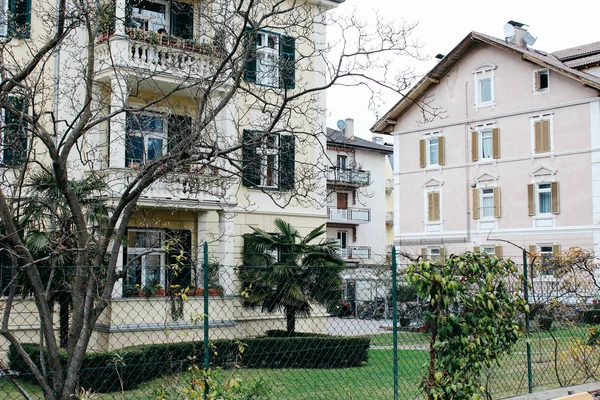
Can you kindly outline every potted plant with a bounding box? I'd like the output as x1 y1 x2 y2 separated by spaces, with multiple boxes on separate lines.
142 284 159 298
208 283 223 296
123 284 141 298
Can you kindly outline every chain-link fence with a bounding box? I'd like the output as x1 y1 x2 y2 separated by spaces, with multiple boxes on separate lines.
1 247 599 399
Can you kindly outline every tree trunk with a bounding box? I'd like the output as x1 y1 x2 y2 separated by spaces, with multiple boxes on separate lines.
59 295 69 349
285 307 296 335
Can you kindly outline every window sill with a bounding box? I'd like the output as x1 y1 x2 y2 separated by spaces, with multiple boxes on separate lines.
474 102 496 111
246 185 286 192
534 89 550 95
531 152 554 158
532 215 555 228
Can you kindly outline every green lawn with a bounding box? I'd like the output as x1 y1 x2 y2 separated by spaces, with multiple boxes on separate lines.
2 326 598 400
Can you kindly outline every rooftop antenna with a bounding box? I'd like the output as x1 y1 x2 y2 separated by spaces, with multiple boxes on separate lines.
503 23 515 43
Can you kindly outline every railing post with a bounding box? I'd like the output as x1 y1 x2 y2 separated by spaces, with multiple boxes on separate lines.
392 246 398 400
203 242 210 400
523 249 533 394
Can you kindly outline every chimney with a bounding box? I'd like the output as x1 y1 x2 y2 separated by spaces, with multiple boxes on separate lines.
507 21 529 47
344 118 354 140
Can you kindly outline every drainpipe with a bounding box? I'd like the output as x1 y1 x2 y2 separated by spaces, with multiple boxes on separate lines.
53 0 61 146
465 81 471 242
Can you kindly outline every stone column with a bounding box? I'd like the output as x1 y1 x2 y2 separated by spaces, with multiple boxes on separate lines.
217 210 236 295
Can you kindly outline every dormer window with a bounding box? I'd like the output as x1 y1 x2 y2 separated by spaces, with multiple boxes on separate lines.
473 63 497 109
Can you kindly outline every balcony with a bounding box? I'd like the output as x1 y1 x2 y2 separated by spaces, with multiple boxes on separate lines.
327 207 371 224
327 167 370 187
102 169 235 207
94 30 218 83
338 246 371 261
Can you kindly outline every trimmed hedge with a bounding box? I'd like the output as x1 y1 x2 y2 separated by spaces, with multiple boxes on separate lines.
265 330 328 338
9 335 369 392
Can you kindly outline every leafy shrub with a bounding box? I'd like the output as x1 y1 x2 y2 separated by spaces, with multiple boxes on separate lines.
9 335 369 392
581 310 600 324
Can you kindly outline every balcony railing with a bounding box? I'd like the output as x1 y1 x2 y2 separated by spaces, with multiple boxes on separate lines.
338 246 371 261
327 167 370 187
327 207 371 223
95 30 218 80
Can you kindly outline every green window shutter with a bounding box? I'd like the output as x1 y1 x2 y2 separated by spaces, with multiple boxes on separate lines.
8 0 31 38
242 130 260 186
244 27 257 83
125 0 133 28
165 229 193 288
170 2 194 40
279 134 295 190
281 35 295 89
2 97 28 167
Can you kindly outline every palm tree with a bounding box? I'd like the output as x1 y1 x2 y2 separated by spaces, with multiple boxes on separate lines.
240 218 345 335
18 169 110 348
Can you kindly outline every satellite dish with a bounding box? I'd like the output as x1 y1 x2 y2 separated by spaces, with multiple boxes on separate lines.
523 32 537 47
503 23 515 38
337 119 347 131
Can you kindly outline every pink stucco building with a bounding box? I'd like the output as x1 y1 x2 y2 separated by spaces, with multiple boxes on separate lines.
372 22 600 264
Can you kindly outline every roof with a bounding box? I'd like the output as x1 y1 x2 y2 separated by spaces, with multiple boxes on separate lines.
553 41 600 61
326 128 393 154
371 32 600 134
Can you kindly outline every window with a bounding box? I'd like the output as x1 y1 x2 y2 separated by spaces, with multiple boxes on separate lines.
471 127 500 161
427 191 441 222
528 182 560 216
421 247 445 261
1 0 31 38
473 64 496 108
244 29 295 89
1 97 28 167
531 114 553 154
482 246 495 255
124 228 192 292
534 69 549 93
472 187 500 219
128 0 193 39
242 130 295 190
419 133 445 167
336 231 349 258
537 244 557 276
337 155 347 170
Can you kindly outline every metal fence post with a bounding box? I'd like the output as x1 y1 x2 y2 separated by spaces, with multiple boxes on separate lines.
203 242 210 400
522 249 533 394
392 246 398 400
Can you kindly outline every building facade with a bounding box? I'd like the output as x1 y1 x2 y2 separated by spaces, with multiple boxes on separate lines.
373 24 600 265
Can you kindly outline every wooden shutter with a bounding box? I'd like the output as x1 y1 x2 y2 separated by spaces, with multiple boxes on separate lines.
534 70 540 90
552 244 561 256
494 246 503 259
492 128 500 159
472 188 480 219
2 97 28 167
170 2 194 40
438 136 445 165
427 192 434 221
421 248 427 258
419 139 426 168
281 35 296 89
242 130 260 186
551 182 560 214
8 0 31 38
428 192 440 222
527 184 535 216
471 131 478 162
279 135 295 190
528 245 537 266
243 27 257 83
493 187 501 218
534 121 543 153
473 246 480 253
439 247 446 260
542 120 551 153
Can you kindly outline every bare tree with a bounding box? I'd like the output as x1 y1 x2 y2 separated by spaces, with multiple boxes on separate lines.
0 0 427 398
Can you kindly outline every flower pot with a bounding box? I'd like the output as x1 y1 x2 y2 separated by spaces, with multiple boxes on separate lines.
208 289 222 296
156 289 165 296
419 326 426 333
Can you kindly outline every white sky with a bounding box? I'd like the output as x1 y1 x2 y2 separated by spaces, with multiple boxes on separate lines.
325 0 599 142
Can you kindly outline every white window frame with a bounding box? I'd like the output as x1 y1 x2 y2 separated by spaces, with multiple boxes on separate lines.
481 246 495 255
423 132 440 167
428 247 441 261
480 188 495 219
126 229 167 288
473 63 497 109
126 113 168 168
131 0 170 33
530 113 554 155
336 230 349 259
256 31 281 88
256 133 279 188
537 244 555 277
536 183 553 216
533 69 550 94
